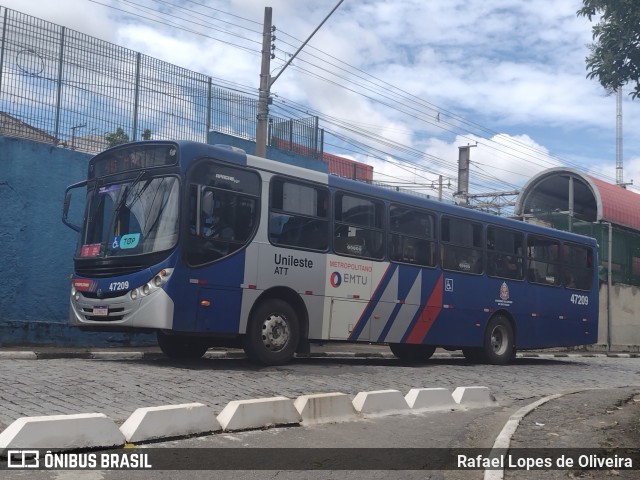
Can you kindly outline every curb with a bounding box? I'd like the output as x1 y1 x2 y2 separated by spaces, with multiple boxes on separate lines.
0 351 638 360
483 393 565 480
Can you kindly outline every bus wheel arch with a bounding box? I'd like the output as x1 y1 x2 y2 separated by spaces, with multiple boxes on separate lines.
482 312 516 365
244 287 308 365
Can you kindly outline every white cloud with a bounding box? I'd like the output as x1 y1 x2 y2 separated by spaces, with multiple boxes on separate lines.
4 0 640 192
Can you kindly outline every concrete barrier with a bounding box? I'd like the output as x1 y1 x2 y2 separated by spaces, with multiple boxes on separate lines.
120 403 220 443
217 396 301 431
90 351 144 360
0 413 124 454
405 388 457 411
452 386 497 408
352 389 409 415
294 393 358 425
0 351 36 360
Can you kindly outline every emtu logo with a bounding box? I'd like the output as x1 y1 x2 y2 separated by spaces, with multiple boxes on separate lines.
330 272 342 287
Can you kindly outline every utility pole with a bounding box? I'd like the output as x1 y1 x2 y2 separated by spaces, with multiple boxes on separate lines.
255 1 344 158
255 7 273 159
616 87 623 186
456 144 476 205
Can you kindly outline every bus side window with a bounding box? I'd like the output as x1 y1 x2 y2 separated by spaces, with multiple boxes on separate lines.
388 204 436 267
334 192 384 260
440 216 483 274
487 226 524 280
269 177 329 251
563 243 594 291
527 235 560 286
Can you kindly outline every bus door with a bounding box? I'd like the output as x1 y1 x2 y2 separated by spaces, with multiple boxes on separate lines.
326 193 386 341
179 162 260 334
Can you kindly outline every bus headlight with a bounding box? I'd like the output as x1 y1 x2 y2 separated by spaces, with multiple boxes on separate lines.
74 291 81 301
140 268 173 297
130 289 138 300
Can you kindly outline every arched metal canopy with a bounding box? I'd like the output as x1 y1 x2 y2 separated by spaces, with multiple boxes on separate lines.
515 167 640 231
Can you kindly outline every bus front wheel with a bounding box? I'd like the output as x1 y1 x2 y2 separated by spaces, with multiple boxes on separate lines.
482 316 515 365
244 299 300 366
389 343 436 363
156 331 209 360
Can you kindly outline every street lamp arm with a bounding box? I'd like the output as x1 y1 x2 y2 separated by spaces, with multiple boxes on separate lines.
269 0 344 88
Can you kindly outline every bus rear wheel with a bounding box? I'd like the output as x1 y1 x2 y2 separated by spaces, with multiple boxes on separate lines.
244 299 299 366
482 315 515 365
156 331 209 360
389 343 436 363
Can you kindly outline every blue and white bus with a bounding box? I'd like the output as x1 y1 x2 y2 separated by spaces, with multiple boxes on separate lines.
62 140 599 365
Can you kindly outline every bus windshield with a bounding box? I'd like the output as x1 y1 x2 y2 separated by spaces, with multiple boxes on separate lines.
78 175 180 258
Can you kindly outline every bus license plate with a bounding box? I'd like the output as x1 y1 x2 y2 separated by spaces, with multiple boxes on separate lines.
93 305 108 316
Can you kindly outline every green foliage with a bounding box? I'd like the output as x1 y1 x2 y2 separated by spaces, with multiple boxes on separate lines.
142 128 152 141
577 0 640 99
105 127 130 148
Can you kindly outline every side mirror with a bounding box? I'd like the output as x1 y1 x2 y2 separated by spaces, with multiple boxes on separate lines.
62 180 87 232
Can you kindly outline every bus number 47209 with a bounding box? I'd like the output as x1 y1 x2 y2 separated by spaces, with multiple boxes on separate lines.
570 294 589 306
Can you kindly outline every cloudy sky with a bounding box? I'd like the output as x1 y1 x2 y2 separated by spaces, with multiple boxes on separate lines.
4 0 640 199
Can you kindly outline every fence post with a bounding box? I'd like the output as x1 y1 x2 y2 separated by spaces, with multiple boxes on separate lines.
132 52 141 141
206 77 212 142
0 8 8 96
53 26 66 144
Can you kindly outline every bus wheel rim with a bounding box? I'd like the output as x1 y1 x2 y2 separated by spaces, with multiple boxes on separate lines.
490 325 508 356
261 314 289 352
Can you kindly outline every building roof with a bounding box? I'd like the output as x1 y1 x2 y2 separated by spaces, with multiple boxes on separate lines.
515 167 640 232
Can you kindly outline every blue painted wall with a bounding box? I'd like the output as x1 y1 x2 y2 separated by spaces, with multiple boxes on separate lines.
0 134 325 347
208 132 328 173
0 137 155 346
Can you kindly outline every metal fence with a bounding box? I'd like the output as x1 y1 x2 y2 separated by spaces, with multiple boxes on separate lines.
529 212 640 287
0 6 323 157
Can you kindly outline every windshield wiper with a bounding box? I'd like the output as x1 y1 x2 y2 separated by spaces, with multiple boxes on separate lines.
113 170 147 217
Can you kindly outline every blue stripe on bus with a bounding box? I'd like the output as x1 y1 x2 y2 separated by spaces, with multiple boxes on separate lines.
348 263 397 341
377 266 421 342
377 302 403 343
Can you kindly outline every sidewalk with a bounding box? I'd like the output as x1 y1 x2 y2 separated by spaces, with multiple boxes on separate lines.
0 343 638 359
503 386 640 479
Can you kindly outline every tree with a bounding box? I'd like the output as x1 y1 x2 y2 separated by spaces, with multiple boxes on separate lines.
577 1 640 98
142 128 152 140
105 127 130 148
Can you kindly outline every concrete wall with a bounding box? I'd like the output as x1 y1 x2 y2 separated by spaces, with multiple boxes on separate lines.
598 283 640 352
0 137 154 346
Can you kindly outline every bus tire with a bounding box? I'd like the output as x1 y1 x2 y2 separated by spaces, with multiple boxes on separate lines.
482 315 515 365
156 331 208 360
244 299 299 366
462 347 485 363
389 343 436 363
